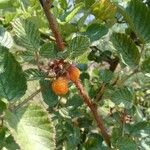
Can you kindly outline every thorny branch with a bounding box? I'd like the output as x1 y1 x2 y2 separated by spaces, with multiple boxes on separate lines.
39 0 111 147
39 0 65 50
74 80 111 147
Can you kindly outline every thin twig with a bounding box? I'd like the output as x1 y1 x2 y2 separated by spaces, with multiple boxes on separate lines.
117 68 139 87
111 73 120 86
39 0 65 50
35 51 41 69
95 57 119 102
140 43 145 59
40 31 56 42
95 83 106 102
74 80 111 147
0 115 4 127
14 88 41 111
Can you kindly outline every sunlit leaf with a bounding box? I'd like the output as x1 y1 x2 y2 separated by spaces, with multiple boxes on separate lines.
0 26 13 48
68 35 90 58
13 19 40 51
84 23 108 42
24 69 46 81
111 87 134 108
65 2 84 23
91 0 116 22
40 42 57 59
141 57 150 73
111 33 140 67
0 46 27 101
40 80 59 108
99 69 113 83
5 103 55 150
117 136 137 150
118 0 150 43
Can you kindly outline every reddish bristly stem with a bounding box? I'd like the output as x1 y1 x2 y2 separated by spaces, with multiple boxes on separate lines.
39 0 65 50
74 80 111 147
39 0 110 147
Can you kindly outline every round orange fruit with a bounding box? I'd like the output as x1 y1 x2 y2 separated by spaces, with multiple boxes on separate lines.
68 65 80 82
51 77 69 95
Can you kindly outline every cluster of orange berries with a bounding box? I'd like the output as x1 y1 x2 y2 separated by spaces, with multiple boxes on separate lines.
51 63 80 96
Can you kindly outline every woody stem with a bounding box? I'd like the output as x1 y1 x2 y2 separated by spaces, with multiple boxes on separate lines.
39 0 65 50
74 80 111 147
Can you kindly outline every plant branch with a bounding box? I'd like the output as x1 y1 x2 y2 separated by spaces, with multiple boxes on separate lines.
95 57 119 102
140 43 145 59
95 83 106 102
74 80 111 147
0 115 4 127
40 31 56 42
117 67 139 87
35 51 41 69
14 88 41 111
39 0 65 50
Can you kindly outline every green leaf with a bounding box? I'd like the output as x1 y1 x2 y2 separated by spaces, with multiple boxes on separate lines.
40 80 58 108
91 0 116 22
80 72 90 81
99 69 113 83
65 127 81 149
56 50 70 59
0 0 14 9
4 135 20 150
118 0 150 43
19 51 35 62
68 35 90 58
66 95 83 107
128 121 150 136
24 69 46 81
56 119 81 149
13 19 40 51
0 26 13 48
117 136 137 150
59 107 71 119
84 23 108 42
0 100 6 113
111 127 122 147
0 127 19 150
84 133 104 150
85 0 95 8
111 33 140 67
2 12 16 25
0 128 5 149
140 137 150 150
111 87 134 108
75 0 95 8
0 46 27 101
77 63 88 71
141 57 150 73
60 23 78 38
4 103 55 150
65 2 84 23
0 128 5 139
59 0 68 10
40 42 57 59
